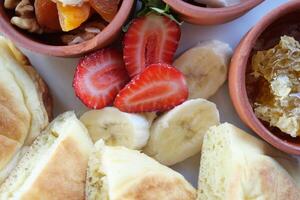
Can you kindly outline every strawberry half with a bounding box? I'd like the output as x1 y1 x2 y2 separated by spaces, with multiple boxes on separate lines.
123 14 181 77
114 63 188 113
73 48 130 109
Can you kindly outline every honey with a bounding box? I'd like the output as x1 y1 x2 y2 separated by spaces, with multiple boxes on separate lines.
248 36 300 137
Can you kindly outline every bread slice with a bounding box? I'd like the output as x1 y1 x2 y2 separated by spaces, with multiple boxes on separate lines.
86 140 197 200
0 111 93 200
0 37 52 183
198 123 300 200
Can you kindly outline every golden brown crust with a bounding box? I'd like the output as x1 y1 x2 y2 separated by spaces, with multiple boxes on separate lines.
20 136 88 200
120 174 197 200
0 84 30 142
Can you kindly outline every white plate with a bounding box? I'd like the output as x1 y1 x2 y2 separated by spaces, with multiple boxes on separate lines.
20 0 288 187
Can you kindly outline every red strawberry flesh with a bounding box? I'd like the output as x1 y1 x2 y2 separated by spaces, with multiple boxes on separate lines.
73 48 130 109
123 14 181 77
114 63 188 112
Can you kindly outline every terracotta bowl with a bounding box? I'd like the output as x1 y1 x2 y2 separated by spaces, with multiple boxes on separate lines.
163 0 263 25
229 1 300 155
0 0 134 57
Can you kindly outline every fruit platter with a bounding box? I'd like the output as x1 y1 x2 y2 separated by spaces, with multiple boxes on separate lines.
1 0 300 199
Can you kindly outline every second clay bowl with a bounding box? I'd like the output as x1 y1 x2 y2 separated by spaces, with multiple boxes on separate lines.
229 1 300 155
163 0 263 25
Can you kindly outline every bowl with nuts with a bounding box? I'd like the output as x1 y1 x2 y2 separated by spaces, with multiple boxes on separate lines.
0 0 135 57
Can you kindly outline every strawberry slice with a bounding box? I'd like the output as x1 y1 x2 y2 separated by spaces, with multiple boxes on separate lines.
73 48 130 109
123 14 181 77
114 63 188 112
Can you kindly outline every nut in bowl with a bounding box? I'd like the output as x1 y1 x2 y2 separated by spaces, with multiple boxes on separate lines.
0 0 134 57
163 0 263 25
229 1 300 155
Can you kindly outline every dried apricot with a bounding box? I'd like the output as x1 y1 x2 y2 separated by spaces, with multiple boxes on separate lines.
57 2 90 32
89 0 120 22
34 0 61 32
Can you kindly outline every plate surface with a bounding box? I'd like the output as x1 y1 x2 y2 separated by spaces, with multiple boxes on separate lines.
21 0 288 187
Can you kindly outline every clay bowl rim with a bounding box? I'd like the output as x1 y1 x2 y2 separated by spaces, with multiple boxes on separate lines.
163 0 264 19
229 0 300 155
0 0 134 57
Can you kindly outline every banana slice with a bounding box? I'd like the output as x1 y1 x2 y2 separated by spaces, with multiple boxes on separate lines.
143 98 220 166
173 40 232 99
80 107 150 150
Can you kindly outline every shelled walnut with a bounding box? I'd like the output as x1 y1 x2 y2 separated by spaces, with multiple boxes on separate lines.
11 17 42 33
4 0 20 9
15 0 34 16
6 0 43 33
61 21 106 45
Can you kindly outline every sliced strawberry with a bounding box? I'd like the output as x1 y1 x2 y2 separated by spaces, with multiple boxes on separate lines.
114 63 188 112
123 14 181 77
73 48 130 109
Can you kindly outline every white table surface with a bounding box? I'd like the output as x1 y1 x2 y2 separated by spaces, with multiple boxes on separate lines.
20 0 289 187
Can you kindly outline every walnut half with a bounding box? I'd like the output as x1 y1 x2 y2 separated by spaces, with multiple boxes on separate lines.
11 17 42 33
9 0 43 34
4 0 20 9
61 21 106 45
15 0 34 17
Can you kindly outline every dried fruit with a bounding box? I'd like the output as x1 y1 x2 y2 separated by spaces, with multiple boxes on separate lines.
89 0 120 22
57 2 90 32
34 0 61 32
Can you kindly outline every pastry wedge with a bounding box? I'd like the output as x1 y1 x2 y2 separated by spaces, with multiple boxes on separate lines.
0 112 93 200
198 123 300 200
0 37 51 183
86 140 197 200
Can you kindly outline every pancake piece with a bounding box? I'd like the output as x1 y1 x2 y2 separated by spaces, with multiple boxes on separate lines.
0 146 28 186
0 37 52 183
0 135 21 172
0 37 51 144
0 111 93 200
86 140 197 200
198 123 300 200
